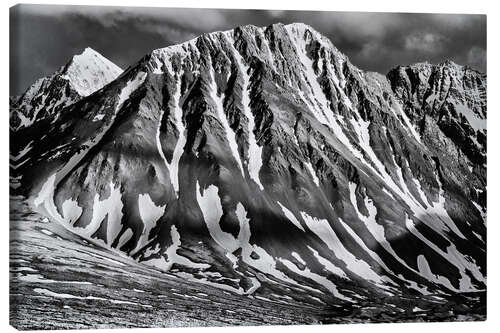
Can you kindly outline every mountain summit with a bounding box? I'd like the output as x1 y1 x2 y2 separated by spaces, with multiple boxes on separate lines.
10 47 122 130
10 23 486 312
61 47 123 97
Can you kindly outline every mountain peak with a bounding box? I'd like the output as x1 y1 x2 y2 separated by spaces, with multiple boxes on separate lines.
438 59 467 72
67 47 111 70
400 59 463 72
62 47 123 96
10 47 123 130
79 46 100 56
440 58 460 67
152 22 328 56
284 22 315 32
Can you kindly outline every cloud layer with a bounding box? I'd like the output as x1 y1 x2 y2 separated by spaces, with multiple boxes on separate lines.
10 5 486 95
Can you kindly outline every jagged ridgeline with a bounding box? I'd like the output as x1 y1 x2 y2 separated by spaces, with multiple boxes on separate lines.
10 23 486 305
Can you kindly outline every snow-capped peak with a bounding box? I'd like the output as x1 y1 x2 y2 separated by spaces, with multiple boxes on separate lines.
10 47 123 131
61 47 123 97
439 59 461 68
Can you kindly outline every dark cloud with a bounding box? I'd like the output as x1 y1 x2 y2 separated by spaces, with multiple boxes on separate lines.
10 4 486 95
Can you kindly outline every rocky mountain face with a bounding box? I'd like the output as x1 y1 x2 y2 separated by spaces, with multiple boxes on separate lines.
10 23 486 309
388 61 486 173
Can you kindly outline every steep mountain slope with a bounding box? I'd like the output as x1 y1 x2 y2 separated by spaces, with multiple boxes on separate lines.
13 23 486 310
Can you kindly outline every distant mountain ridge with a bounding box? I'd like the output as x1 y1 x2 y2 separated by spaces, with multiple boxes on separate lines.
10 23 486 310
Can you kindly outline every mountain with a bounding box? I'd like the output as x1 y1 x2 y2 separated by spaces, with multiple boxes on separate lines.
10 48 123 189
11 23 486 311
388 61 486 170
10 47 123 131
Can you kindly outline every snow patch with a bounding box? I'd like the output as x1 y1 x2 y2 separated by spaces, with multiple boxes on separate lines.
84 182 124 245
33 174 83 227
10 140 34 162
455 103 486 131
133 193 166 254
116 228 133 250
18 274 91 285
230 45 264 190
209 68 245 178
291 252 306 266
144 225 210 271
392 102 422 143
308 246 348 279
34 288 149 307
416 255 455 291
92 114 105 121
300 210 385 285
117 72 147 107
280 258 352 302
196 182 238 252
167 70 187 195
304 161 320 186
277 201 305 232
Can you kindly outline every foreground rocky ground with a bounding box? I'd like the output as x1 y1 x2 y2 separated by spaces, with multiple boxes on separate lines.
10 196 485 330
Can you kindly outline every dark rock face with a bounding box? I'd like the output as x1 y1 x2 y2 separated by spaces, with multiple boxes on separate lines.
10 23 486 309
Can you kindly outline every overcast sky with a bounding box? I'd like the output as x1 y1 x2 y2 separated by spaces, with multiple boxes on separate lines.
10 4 486 95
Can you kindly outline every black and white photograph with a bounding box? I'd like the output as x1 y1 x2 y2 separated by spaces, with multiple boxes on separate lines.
8 3 487 330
